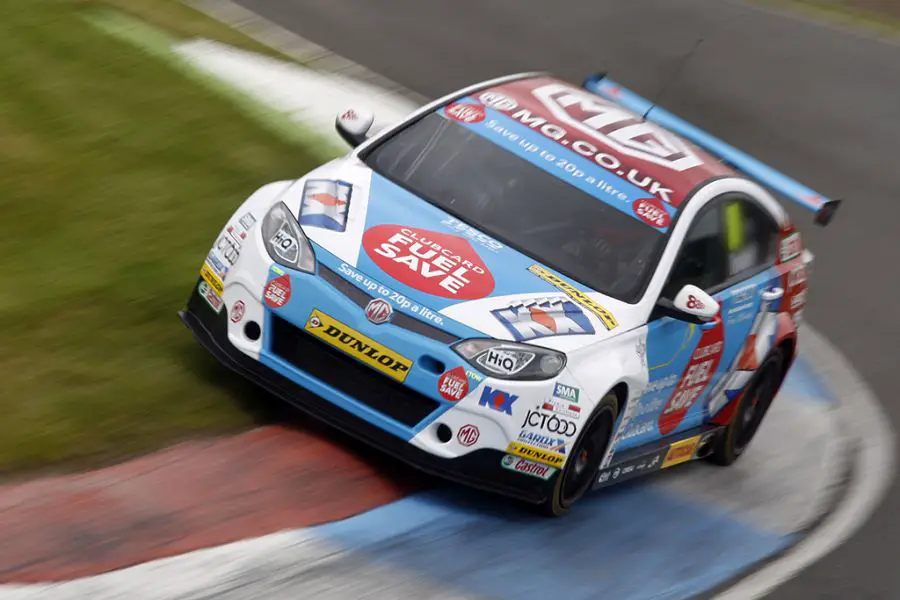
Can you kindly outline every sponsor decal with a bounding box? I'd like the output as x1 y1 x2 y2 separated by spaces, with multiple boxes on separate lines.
523 410 577 437
658 318 724 435
238 212 257 231
230 300 245 323
198 280 223 313
630 397 664 419
263 273 292 309
363 225 495 300
479 91 518 111
500 454 556 480
338 263 444 325
444 102 486 123
530 83 703 173
527 264 617 330
482 118 632 203
791 289 807 312
216 233 241 266
365 298 393 325
542 399 581 419
466 369 484 383
299 179 352 232
779 232 802 263
686 294 705 310
662 435 701 469
788 265 807 288
491 298 594 341
305 309 413 382
635 337 647 368
340 108 358 121
506 441 565 467
644 374 678 394
477 385 518 415
439 217 503 252
632 198 671 229
206 252 229 278
476 346 533 376
457 424 480 447
517 430 566 453
438 366 469 402
200 262 224 296
728 284 756 322
596 449 666 487
616 419 654 442
226 224 247 244
553 382 580 403
269 220 301 264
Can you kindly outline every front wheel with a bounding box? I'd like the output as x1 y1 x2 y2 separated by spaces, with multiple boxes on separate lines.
709 349 784 466
541 391 618 517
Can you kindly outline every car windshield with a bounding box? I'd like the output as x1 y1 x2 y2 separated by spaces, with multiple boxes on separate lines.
362 112 666 303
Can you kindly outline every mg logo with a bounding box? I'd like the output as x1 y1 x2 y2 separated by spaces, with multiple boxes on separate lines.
532 83 703 172
365 298 393 325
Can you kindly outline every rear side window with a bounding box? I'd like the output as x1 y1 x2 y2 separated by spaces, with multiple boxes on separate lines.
723 198 778 278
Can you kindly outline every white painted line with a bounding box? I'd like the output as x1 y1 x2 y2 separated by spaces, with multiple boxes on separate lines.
0 530 473 600
185 0 429 104
716 326 896 599
173 39 418 151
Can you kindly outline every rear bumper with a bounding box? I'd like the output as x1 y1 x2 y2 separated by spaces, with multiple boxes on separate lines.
180 284 553 505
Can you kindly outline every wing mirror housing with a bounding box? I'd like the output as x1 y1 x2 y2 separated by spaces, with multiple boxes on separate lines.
657 284 720 325
335 106 374 147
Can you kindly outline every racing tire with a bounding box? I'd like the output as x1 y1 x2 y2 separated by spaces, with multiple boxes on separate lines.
709 349 784 466
541 391 618 517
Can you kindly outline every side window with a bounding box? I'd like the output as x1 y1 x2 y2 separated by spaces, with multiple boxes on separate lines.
723 198 778 278
663 204 727 299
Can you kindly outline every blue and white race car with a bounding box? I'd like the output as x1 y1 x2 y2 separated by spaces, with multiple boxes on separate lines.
181 72 839 516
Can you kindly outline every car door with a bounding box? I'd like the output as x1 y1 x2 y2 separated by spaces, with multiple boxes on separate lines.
616 202 729 451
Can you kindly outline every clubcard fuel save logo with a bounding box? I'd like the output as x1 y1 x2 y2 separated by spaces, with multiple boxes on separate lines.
363 225 495 299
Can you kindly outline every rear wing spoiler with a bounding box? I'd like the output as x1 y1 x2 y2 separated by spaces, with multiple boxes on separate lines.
582 73 841 226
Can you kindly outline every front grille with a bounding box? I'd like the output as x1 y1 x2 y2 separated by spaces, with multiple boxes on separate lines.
269 314 441 427
318 267 458 344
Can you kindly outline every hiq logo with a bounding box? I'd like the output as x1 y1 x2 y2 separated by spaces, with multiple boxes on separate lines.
478 386 518 415
491 298 594 341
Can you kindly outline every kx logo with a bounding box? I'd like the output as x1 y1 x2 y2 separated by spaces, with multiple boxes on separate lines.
478 386 518 415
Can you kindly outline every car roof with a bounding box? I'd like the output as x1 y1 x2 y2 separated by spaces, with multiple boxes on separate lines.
458 75 737 214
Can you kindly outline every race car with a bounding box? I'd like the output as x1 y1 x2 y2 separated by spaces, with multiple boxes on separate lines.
180 71 839 516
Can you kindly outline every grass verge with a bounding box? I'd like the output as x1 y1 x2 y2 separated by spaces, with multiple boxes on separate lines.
754 0 900 38
0 0 323 474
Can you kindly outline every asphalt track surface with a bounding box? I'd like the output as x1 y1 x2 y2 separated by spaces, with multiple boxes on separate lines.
228 0 900 596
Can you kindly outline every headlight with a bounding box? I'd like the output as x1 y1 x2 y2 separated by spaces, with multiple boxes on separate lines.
453 338 566 381
262 201 316 273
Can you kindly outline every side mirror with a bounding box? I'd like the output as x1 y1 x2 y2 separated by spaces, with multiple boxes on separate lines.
335 107 374 147
656 284 720 325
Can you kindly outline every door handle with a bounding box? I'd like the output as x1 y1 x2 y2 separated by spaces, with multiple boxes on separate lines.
761 287 784 302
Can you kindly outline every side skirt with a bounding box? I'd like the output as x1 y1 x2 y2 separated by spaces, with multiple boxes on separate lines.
593 425 727 490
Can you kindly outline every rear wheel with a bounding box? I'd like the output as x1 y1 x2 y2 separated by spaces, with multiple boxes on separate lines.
709 349 784 466
541 392 618 517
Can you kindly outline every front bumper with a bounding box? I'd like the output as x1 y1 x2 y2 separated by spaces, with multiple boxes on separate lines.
180 283 553 505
